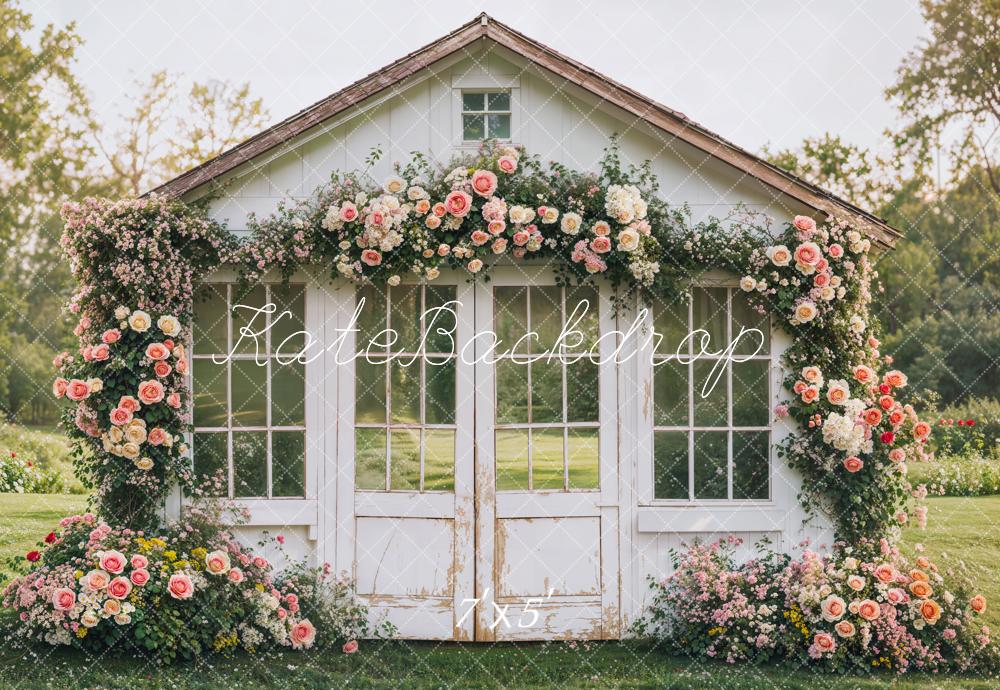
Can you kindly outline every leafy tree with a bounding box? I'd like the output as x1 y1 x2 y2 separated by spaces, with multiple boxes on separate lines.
886 0 1000 195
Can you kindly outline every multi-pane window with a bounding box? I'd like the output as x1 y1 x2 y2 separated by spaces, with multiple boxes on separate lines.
462 91 511 141
651 287 771 501
191 283 306 498
493 285 600 491
354 285 457 491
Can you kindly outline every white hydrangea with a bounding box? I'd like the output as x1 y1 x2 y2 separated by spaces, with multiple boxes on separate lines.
604 184 647 224
822 398 872 456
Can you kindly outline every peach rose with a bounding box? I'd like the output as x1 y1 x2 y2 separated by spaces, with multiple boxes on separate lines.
146 427 168 446
102 329 121 344
130 568 150 587
847 574 866 591
343 639 359 654
909 580 933 599
767 244 792 267
154 361 172 378
834 620 855 638
166 392 181 409
910 569 929 582
414 199 431 215
491 238 507 254
852 365 874 383
793 215 817 233
471 230 490 246
361 249 382 267
175 357 188 374
470 170 498 198
889 409 905 425
109 407 133 426
828 243 844 258
467 259 483 274
205 550 231 576
916 556 930 569
66 379 91 401
821 595 846 622
227 567 245 584
793 301 818 323
425 214 441 230
793 380 807 394
431 202 447 217
137 380 164 405
444 190 473 217
53 378 68 398
497 155 517 174
920 599 942 624
913 421 931 440
290 619 316 649
971 595 987 614
99 550 127 574
800 385 820 404
167 573 194 600
52 587 76 611
118 396 140 413
812 632 836 654
879 395 895 411
488 220 506 235
92 344 110 361
794 241 822 266
145 343 170 361
84 569 110 591
858 599 880 621
862 408 883 426
107 576 132 600
843 456 863 473
883 370 907 388
873 564 896 584
590 236 611 254
826 381 849 405
103 599 121 616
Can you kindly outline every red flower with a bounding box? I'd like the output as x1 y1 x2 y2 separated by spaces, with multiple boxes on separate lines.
957 419 965 426
26 551 40 562
968 419 976 427
44 531 57 544
880 431 895 444
879 384 891 395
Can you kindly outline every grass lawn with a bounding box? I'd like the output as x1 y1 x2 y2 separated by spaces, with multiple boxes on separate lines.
0 493 997 688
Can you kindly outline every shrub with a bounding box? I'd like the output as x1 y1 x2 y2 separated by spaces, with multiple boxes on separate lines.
0 450 63 494
639 537 997 674
909 452 1000 497
0 424 80 492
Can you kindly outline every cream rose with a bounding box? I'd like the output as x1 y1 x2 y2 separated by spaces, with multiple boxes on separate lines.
128 310 152 332
617 228 640 252
157 315 181 337
205 550 231 576
560 212 582 235
766 244 791 267
793 301 818 323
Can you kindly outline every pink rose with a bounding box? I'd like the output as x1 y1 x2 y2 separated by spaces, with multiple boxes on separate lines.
431 202 447 217
491 238 507 254
846 574 866 591
812 632 836 654
290 619 317 649
146 428 168 446
497 155 517 174
227 567 245 584
425 215 441 230
167 573 194 600
53 378 68 398
470 170 498 197
166 392 181 409
342 639 359 654
145 343 170 361
286 593 299 605
109 407 133 426
52 587 76 611
154 361 172 378
444 190 473 217
471 230 490 246
793 241 822 266
119 396 141 413
99 550 127 574
84 569 109 591
66 379 90 401
130 568 150 587
487 220 506 235
361 249 382 267
873 564 896 583
886 588 907 604
843 456 863 473
858 599 881 621
590 237 611 254
101 329 121 344
828 243 844 258
92 344 110 361
137 380 165 405
252 555 268 569
512 231 529 246
107 576 132 600
467 258 484 274
793 215 817 233
339 202 358 223
174 357 188 374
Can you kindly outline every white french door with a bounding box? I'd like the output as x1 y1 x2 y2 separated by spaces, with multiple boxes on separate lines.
336 266 619 640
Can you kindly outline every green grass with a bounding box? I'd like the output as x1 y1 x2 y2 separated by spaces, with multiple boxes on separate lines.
0 423 83 493
0 494 997 688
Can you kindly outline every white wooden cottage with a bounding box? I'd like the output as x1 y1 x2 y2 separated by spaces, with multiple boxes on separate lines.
155 15 901 640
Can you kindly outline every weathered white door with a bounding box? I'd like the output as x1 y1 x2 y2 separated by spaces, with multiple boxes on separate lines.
472 266 620 640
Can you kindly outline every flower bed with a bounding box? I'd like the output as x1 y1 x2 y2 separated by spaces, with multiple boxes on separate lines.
638 537 996 673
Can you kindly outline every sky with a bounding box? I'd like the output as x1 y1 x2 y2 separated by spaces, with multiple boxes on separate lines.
27 0 929 157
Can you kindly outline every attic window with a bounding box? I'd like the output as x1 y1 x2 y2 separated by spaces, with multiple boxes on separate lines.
462 91 511 140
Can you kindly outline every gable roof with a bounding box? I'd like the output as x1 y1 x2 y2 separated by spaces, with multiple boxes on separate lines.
149 13 901 248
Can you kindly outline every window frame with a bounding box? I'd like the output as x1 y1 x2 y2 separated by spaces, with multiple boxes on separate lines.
451 74 520 148
189 277 312 501
638 277 778 507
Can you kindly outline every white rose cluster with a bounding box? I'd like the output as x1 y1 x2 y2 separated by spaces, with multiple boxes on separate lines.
604 184 647 224
821 398 872 457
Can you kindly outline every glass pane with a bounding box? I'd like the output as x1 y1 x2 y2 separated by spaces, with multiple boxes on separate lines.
272 431 305 497
566 359 599 422
734 431 769 500
652 298 688 357
462 92 484 111
530 286 562 353
355 428 386 490
390 285 420 353
567 428 599 489
692 287 726 354
194 284 228 354
463 114 485 140
494 287 528 356
653 360 688 427
390 429 420 490
271 284 306 356
732 359 769 427
425 285 457 354
355 358 386 424
693 431 727 499
272 360 305 426
496 429 529 491
193 432 228 496
487 113 510 139
231 360 267 427
356 285 387 354
531 360 563 423
487 92 510 111
532 429 564 490
193 359 227 427
423 429 455 491
731 291 770 356
232 285 268 355
495 358 529 424
565 285 599 353
653 431 688 499
693 358 727 427
232 431 267 497
390 359 420 424
425 358 455 425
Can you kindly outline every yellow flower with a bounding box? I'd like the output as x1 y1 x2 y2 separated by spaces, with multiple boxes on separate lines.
164 550 177 562
255 583 265 592
74 570 83 579
192 547 208 560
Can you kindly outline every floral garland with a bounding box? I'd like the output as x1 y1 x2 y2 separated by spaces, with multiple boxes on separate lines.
56 141 930 542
